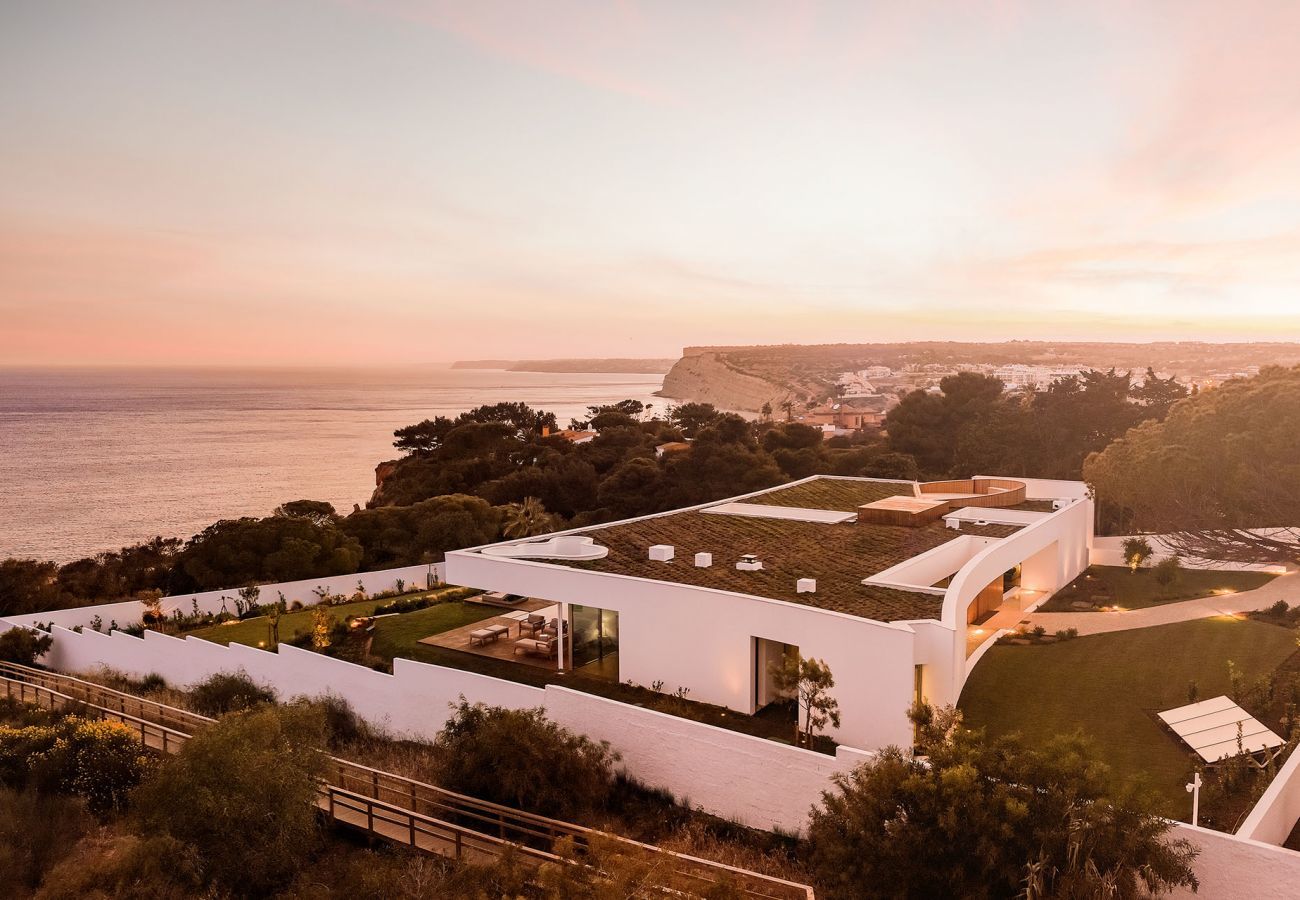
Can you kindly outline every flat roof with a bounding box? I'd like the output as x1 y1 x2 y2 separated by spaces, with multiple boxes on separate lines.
528 478 1025 622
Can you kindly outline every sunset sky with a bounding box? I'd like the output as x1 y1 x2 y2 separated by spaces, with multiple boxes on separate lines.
3 0 1300 365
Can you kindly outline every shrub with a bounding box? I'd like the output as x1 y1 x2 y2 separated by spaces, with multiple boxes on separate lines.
0 723 59 788
188 671 276 717
1032 624 1047 637
0 787 92 897
28 717 150 816
132 704 325 898
1152 555 1182 588
436 700 619 820
35 832 203 900
0 627 53 666
808 711 1198 900
1269 599 1289 617
1122 537 1154 572
1054 628 1078 642
296 694 372 749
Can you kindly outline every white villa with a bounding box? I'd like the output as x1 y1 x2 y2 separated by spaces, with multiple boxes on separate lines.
446 474 1093 750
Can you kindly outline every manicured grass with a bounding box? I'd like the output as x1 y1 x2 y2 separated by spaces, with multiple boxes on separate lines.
1036 565 1277 612
188 589 454 648
368 602 501 661
959 617 1297 815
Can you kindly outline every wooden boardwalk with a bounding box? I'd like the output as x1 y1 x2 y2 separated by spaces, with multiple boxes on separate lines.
0 661 813 900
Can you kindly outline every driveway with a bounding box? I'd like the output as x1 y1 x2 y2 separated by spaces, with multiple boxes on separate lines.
1023 567 1299 636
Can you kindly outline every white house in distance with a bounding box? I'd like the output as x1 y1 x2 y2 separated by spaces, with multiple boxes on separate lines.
446 474 1093 751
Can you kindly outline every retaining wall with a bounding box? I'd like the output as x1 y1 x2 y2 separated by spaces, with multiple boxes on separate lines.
3 563 443 632
27 623 867 833
1237 747 1300 846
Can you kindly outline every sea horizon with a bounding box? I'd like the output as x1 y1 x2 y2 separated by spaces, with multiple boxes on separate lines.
0 366 665 563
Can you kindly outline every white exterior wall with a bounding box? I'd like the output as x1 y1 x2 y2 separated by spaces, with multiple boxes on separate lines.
32 622 867 832
546 687 872 832
939 495 1093 705
1091 535 1288 574
3 563 442 632
1170 824 1300 899
445 551 917 751
33 623 541 738
1237 748 1300 845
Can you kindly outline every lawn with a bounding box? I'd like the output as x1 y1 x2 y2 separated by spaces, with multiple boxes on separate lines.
959 617 1297 816
1036 564 1276 612
368 602 501 661
187 589 459 648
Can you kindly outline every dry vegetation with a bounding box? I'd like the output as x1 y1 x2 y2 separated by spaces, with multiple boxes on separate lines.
561 510 1018 621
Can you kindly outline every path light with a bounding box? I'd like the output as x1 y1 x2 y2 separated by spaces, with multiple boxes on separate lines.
1186 772 1202 827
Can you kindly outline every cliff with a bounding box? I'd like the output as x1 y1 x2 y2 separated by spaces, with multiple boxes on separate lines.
658 351 797 412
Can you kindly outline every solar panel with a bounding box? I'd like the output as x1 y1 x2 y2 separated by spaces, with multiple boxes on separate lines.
1157 696 1285 764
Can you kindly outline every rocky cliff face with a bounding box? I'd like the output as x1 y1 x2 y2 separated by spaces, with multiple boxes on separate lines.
658 351 793 413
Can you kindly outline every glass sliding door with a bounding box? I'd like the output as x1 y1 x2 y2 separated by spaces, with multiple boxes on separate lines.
570 605 619 680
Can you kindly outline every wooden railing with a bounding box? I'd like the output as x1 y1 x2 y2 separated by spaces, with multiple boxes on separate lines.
0 662 813 899
1 675 193 756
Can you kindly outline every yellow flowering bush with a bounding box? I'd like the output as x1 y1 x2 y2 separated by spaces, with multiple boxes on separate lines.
24 717 150 816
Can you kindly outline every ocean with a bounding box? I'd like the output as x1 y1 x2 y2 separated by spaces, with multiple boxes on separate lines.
0 367 665 563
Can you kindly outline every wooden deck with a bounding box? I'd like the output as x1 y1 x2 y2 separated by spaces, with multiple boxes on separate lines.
419 611 560 670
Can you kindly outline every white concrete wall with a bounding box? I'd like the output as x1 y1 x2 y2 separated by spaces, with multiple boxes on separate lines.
32 622 869 832
34 623 541 738
446 550 918 751
1171 824 1300 899
1091 535 1288 574
4 563 444 632
546 687 871 833
1238 748 1300 845
940 496 1094 705
867 535 999 591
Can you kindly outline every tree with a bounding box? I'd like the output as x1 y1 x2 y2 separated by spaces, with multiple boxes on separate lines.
668 402 721 438
132 704 325 898
807 706 1198 900
1130 367 1189 418
0 627 53 666
272 499 338 524
1085 365 1300 563
0 559 59 616
1122 537 1154 573
392 416 456 455
341 494 504 568
435 701 619 820
885 373 1004 476
501 497 561 539
760 401 773 421
171 515 364 592
769 654 841 748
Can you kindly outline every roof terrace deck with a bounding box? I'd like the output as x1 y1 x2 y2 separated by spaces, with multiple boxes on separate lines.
549 509 1020 622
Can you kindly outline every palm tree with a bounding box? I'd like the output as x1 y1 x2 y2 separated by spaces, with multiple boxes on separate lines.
502 497 560 539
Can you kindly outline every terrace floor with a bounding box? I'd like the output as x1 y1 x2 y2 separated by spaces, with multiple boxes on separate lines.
966 596 1031 657
418 606 560 671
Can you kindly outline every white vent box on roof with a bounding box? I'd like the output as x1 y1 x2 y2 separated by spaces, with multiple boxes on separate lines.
797 578 816 594
945 516 961 530
736 554 763 572
648 544 674 562
694 552 712 568
1052 499 1068 510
